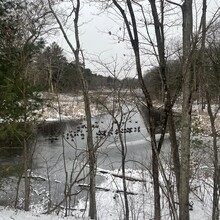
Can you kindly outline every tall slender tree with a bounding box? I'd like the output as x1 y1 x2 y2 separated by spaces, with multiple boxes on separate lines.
179 1 193 219
48 0 97 218
110 1 181 219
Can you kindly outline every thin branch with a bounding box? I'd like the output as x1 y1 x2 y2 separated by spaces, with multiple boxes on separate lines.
47 0 76 57
166 0 182 8
112 0 135 47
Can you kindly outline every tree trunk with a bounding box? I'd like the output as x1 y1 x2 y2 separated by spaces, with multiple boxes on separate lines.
168 113 180 197
24 138 31 211
206 91 220 220
149 0 180 202
47 58 54 93
73 2 97 219
112 1 161 219
48 1 97 218
82 79 97 219
118 122 129 220
179 1 193 219
200 2 219 218
152 147 161 220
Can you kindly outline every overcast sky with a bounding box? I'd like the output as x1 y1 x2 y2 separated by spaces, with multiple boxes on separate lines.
49 0 220 78
53 2 129 75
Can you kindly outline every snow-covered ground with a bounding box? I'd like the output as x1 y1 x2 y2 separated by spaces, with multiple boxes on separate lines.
37 93 99 121
0 92 219 219
0 206 74 220
0 168 214 219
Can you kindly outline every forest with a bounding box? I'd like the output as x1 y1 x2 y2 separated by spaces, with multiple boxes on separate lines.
0 0 220 220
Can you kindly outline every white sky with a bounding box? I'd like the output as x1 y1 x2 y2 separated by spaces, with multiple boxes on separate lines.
48 0 220 78
53 2 131 77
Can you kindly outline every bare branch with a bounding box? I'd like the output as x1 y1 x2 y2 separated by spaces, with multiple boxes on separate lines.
166 0 182 8
48 0 76 57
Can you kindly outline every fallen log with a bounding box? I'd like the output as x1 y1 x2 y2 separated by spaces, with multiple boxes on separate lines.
78 184 138 195
98 170 147 183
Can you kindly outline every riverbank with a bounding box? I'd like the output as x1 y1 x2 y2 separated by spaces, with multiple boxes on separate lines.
38 92 101 122
39 92 220 137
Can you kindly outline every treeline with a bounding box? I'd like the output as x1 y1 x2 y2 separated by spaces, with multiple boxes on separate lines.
144 41 220 106
30 42 139 93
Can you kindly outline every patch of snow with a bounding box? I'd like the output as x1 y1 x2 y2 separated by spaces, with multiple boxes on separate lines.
0 166 216 220
0 206 86 220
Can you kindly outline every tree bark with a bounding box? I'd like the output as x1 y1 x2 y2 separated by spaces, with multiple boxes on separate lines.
179 1 193 219
73 2 96 218
206 91 220 220
117 121 129 220
24 138 31 211
168 113 180 197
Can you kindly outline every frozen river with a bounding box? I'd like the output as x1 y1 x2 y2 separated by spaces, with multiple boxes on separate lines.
31 108 171 206
0 107 171 209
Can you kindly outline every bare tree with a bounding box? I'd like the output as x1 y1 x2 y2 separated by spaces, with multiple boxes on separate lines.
107 1 182 219
203 10 220 219
205 91 220 220
110 1 163 218
48 1 97 218
148 0 181 200
179 1 193 219
97 62 132 220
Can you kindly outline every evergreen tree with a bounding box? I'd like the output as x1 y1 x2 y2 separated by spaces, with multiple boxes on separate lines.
0 0 44 156
36 42 68 92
